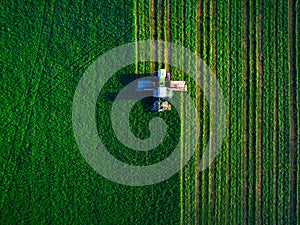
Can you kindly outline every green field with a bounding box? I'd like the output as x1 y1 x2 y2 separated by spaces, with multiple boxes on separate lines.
1 0 299 224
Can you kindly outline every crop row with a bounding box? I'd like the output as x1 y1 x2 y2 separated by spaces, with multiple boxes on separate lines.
130 0 299 224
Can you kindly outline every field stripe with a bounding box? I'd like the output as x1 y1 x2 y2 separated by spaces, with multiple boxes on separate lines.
195 3 200 224
261 1 273 223
267 1 276 223
208 0 217 223
202 1 210 223
150 0 156 71
235 0 244 223
273 48 279 221
255 0 263 222
134 0 139 74
166 0 170 71
195 2 203 224
225 0 231 224
269 0 279 223
159 0 164 69
229 0 240 222
215 1 226 223
276 0 290 223
180 0 187 222
288 0 297 223
248 1 258 223
182 0 196 222
296 0 300 222
242 0 250 223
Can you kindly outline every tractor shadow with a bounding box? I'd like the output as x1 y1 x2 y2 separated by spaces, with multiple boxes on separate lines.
105 73 156 111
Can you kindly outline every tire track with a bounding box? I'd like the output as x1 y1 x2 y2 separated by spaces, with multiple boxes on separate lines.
0 2 46 129
150 0 157 71
273 0 279 222
209 0 217 223
159 0 165 69
134 0 139 74
2 23 134 131
0 0 56 210
1 0 46 175
242 0 250 223
166 0 171 71
215 1 226 223
179 0 186 223
225 0 231 223
296 0 300 222
182 0 195 223
200 1 210 223
256 0 263 222
275 0 290 222
287 0 297 223
235 0 245 222
248 1 258 223
195 3 201 224
1 10 134 129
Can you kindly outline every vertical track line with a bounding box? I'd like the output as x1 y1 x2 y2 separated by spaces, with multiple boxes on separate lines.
195 2 202 224
273 0 279 222
296 0 300 222
134 0 139 74
242 0 249 223
225 0 231 223
288 0 297 223
256 0 263 222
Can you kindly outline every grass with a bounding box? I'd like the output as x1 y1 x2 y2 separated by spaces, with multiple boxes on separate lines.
1 0 299 224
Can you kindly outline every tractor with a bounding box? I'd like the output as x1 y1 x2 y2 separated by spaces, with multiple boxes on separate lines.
136 69 187 112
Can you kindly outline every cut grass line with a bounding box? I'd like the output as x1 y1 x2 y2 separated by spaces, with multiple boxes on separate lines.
288 0 297 223
235 0 244 222
247 1 258 223
215 1 226 223
242 0 250 224
276 0 290 223
225 0 231 224
150 0 157 71
180 96 185 225
273 0 279 222
208 0 216 223
195 2 201 225
182 0 195 222
200 0 210 223
134 0 139 74
296 0 300 222
180 0 186 223
159 0 165 68
255 0 263 222
166 0 170 70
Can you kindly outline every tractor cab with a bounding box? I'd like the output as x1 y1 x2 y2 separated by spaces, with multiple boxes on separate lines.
151 98 171 112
